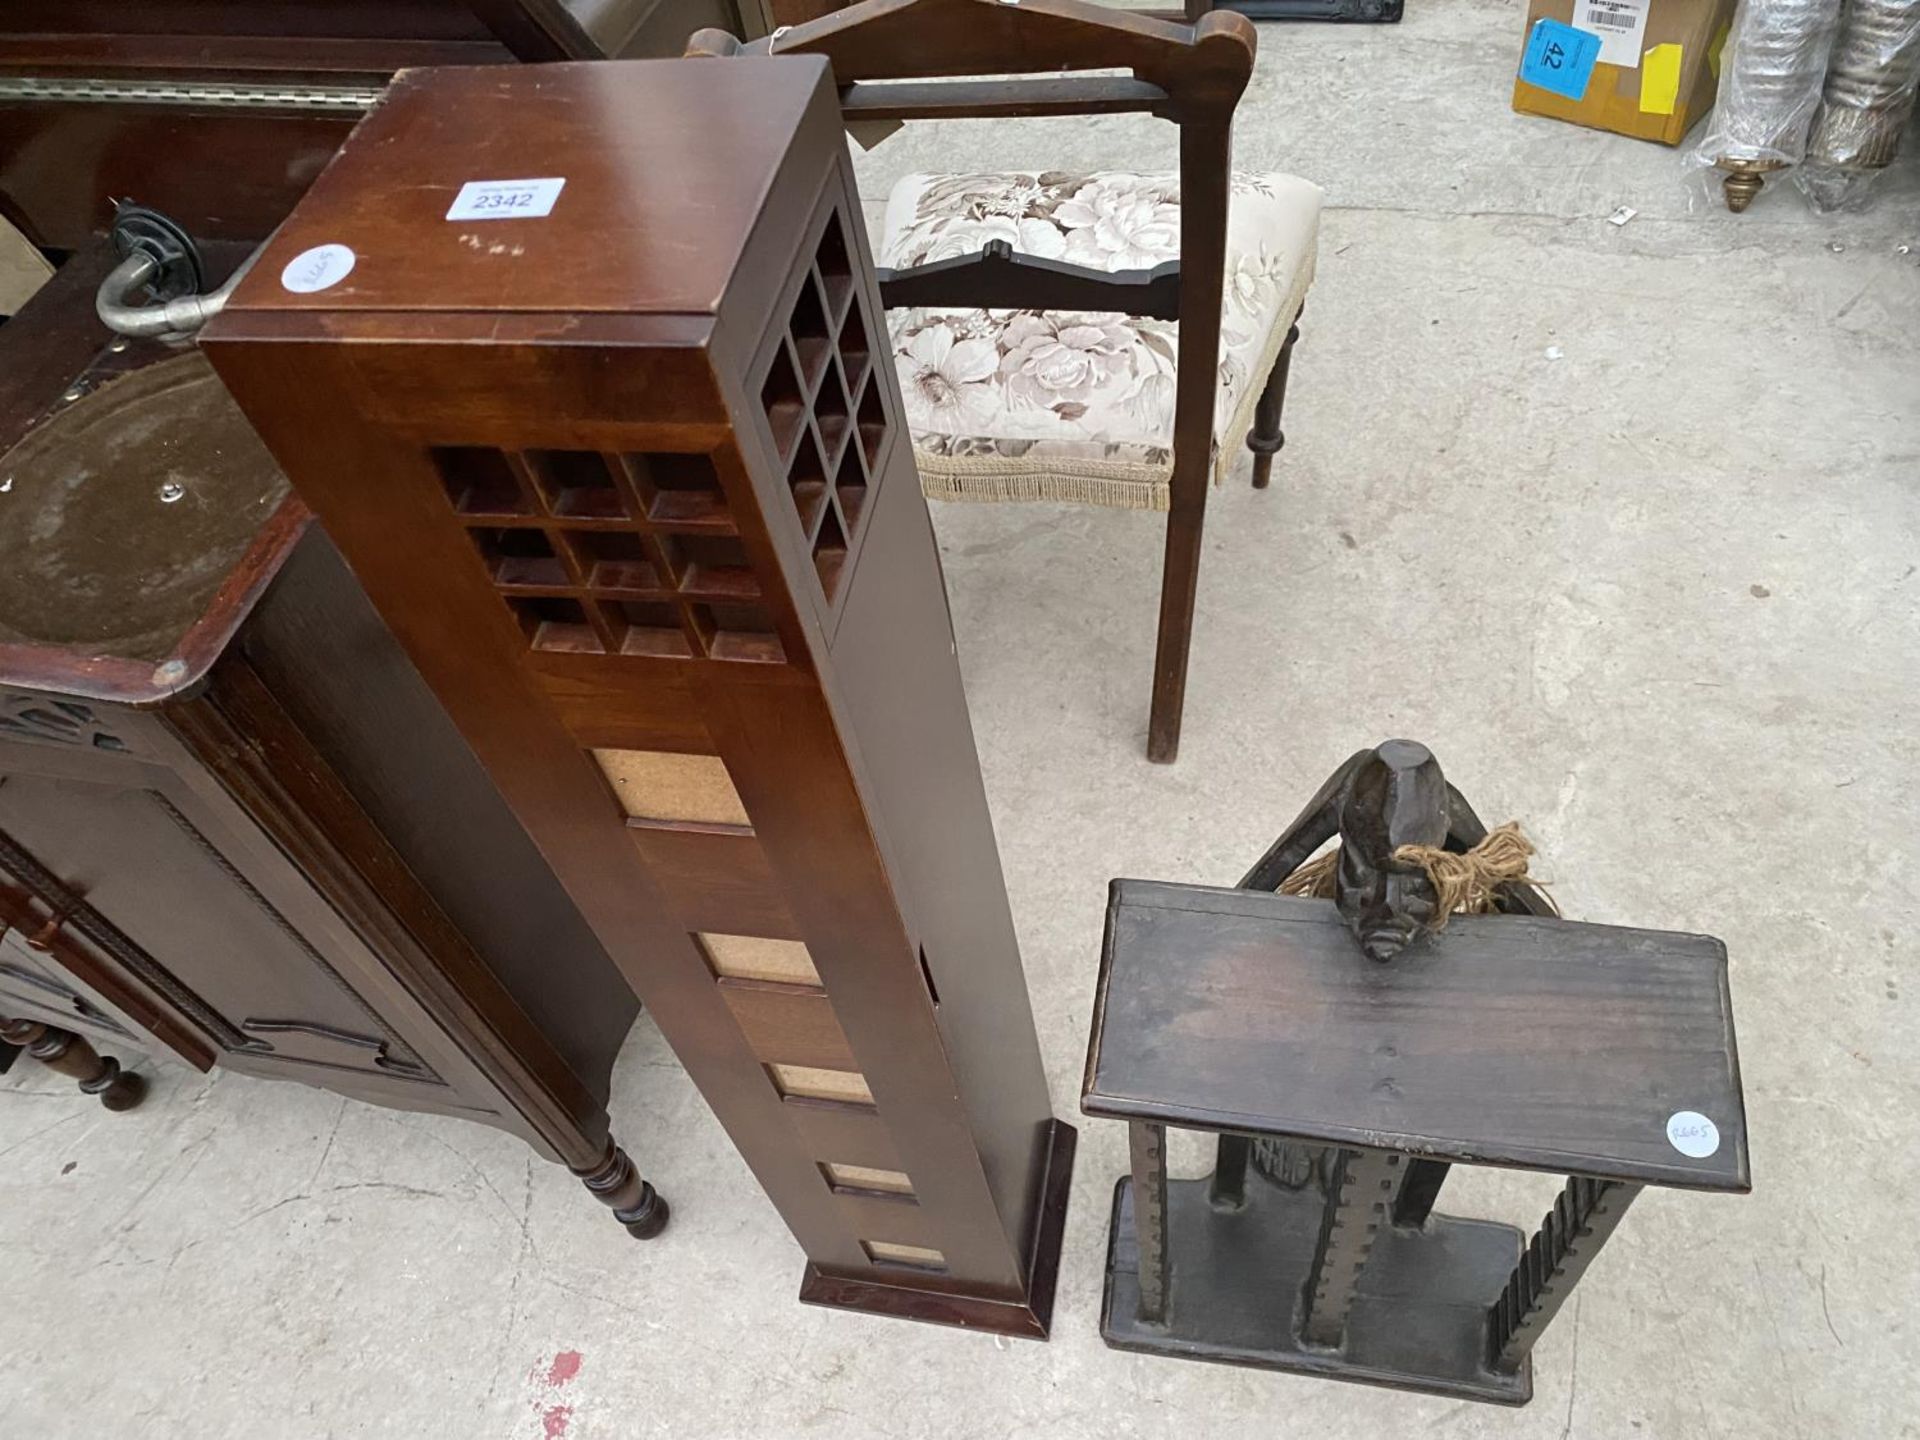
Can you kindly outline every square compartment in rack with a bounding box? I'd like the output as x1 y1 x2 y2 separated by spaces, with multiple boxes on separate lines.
568 529 664 594
626 452 730 528
787 425 830 535
676 533 759 601
434 446 532 518
837 300 871 395
614 601 692 659
760 343 806 461
469 526 569 588
689 601 785 664
815 211 855 323
508 595 601 652
856 377 887 471
789 273 833 393
529 450 629 520
815 359 851 463
834 435 868 535
812 504 848 602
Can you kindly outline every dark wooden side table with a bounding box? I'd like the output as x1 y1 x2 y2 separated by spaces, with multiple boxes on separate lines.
207 55 1073 1337
0 253 663 1237
1084 881 1749 1403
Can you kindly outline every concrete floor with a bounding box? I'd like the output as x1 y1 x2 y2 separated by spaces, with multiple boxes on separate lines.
5 2 1917 1434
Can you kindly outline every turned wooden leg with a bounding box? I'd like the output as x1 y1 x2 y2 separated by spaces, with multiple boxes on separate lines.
0 1015 147 1111
572 1137 669 1240
1147 471 1209 765
1247 319 1300 491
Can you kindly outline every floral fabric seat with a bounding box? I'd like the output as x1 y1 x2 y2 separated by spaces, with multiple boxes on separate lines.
879 170 1323 511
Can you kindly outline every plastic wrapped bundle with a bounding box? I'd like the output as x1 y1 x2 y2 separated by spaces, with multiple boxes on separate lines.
1798 0 1920 211
1694 0 1845 210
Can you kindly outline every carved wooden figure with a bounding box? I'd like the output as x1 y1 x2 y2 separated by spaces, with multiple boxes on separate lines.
206 57 1073 1337
1083 743 1750 1403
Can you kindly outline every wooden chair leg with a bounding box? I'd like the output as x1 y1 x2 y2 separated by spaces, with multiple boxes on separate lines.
572 1136 670 1240
1147 484 1207 765
0 1015 147 1112
1247 319 1300 491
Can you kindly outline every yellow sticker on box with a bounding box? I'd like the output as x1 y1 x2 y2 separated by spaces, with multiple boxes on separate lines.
1640 42 1683 115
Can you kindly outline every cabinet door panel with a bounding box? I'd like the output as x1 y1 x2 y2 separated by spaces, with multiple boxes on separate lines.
0 769 441 1086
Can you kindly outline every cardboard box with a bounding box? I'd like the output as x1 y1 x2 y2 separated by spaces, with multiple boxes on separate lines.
1512 0 1735 146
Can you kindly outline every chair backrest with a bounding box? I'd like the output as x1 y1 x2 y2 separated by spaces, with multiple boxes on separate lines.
688 0 1257 496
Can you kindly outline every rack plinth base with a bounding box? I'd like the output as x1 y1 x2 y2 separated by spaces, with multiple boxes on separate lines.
800 1119 1076 1340
1100 1174 1532 1404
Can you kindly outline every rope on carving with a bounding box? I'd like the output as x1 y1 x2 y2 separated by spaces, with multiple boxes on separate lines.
1276 821 1557 927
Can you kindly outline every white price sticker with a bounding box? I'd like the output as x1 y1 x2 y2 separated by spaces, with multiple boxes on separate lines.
1665 1111 1720 1159
280 244 356 294
1572 0 1650 68
446 177 566 222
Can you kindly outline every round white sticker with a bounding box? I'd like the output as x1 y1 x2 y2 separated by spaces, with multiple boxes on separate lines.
1665 1111 1720 1159
280 244 356 294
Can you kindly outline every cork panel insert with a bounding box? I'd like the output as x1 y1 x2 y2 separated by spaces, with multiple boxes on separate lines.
699 933 821 986
822 1162 914 1197
768 1063 872 1105
591 748 750 827
863 1240 946 1271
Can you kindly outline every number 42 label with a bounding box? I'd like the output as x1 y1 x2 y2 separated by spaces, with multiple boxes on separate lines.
446 177 567 222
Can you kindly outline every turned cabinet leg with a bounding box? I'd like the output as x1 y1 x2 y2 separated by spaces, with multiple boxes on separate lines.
1247 319 1301 491
0 1015 148 1112
572 1137 670 1240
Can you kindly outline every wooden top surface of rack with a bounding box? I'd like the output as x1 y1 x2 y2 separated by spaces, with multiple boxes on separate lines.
1085 881 1749 1193
231 57 833 319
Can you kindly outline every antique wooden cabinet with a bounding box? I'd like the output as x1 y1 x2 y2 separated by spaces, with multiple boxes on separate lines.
207 56 1074 1335
0 246 662 1237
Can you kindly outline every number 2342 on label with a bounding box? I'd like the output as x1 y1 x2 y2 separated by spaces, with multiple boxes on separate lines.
446 177 567 222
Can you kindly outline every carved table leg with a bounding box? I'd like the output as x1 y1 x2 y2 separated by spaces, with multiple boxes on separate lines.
1247 319 1301 490
1299 1147 1404 1349
1129 1120 1171 1323
1487 1175 1639 1372
571 1137 670 1240
0 1015 147 1111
